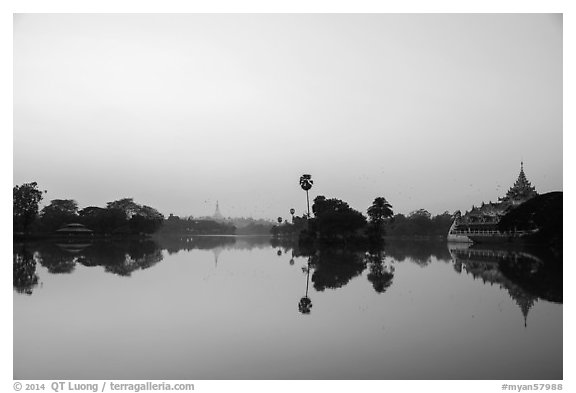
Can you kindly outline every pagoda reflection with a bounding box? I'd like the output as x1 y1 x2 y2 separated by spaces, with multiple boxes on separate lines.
448 243 562 327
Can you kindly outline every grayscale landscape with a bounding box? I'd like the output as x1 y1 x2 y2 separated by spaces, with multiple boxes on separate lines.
13 13 562 381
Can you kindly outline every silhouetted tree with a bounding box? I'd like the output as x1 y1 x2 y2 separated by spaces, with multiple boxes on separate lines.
79 206 106 232
160 216 235 235
46 199 78 215
270 225 279 237
384 209 452 237
38 199 79 232
106 198 141 219
13 182 44 233
312 196 367 240
129 205 164 234
299 174 314 218
292 215 308 232
368 197 394 225
409 209 432 220
367 197 394 238
79 207 126 234
103 199 164 234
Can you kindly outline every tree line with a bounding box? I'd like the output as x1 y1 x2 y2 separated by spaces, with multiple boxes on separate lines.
13 182 164 235
271 195 453 243
159 214 236 235
14 180 455 239
273 174 454 243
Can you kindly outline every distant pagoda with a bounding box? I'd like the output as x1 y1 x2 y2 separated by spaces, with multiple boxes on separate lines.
213 201 224 221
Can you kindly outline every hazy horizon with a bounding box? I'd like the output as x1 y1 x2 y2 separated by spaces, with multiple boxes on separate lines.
13 14 562 219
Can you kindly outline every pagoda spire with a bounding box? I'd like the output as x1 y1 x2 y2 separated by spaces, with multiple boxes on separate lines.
499 162 538 205
213 200 224 220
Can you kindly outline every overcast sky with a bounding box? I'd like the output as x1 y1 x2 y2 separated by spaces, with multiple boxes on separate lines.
13 13 562 219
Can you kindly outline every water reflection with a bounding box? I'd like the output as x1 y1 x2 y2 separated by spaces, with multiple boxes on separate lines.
158 235 237 254
14 236 563 379
385 239 452 265
34 242 87 274
13 244 39 295
448 243 562 327
298 257 313 314
364 249 395 293
302 247 395 295
84 240 163 276
308 248 366 291
15 239 164 278
14 236 562 313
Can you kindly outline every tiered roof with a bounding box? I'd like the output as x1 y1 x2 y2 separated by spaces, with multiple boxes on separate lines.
499 162 538 205
458 163 538 225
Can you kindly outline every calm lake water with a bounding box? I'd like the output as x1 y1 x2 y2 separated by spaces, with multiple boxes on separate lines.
13 236 562 380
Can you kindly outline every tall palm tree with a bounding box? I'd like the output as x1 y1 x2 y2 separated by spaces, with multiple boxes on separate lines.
299 174 313 219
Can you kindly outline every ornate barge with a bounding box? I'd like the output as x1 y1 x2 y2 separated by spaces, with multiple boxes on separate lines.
448 163 538 243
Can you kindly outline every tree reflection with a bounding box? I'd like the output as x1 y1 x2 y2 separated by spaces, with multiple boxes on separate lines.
13 244 39 295
157 235 237 254
384 239 452 265
34 242 83 274
298 296 312 314
20 240 164 278
80 240 163 276
365 249 395 294
309 248 366 291
298 257 313 314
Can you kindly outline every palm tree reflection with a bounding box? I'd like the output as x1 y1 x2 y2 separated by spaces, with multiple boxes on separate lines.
365 250 395 294
298 257 313 314
298 296 312 314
